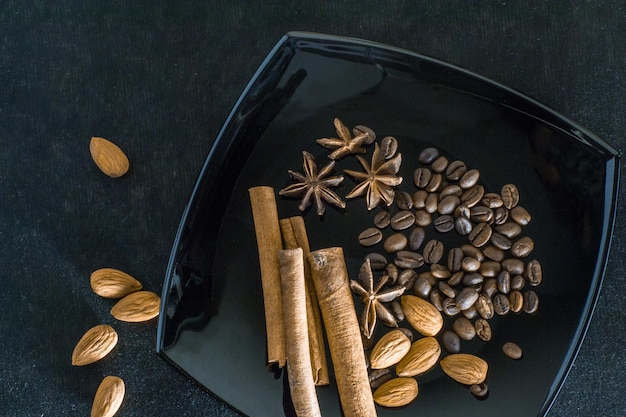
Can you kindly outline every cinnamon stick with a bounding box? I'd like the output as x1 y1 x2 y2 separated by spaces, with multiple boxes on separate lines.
248 186 286 371
308 247 378 417
279 217 329 386
279 248 322 417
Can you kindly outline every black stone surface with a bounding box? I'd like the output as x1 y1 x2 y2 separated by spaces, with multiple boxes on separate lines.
1 2 624 416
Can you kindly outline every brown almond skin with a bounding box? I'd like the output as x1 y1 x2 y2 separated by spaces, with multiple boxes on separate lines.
373 377 419 408
90 268 143 299
370 329 412 369
401 295 443 336
72 324 118 366
91 376 125 417
396 336 441 377
111 291 160 322
440 353 488 385
90 136 130 178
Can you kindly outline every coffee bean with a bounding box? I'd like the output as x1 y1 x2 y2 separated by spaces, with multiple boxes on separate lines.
425 192 439 213
448 271 464 286
496 270 511 294
445 160 467 181
438 281 458 298
462 272 484 286
390 210 416 231
408 227 426 251
462 305 478 319
482 277 498 297
397 268 419 289
418 147 439 164
423 239 444 264
414 167 432 188
483 245 505 262
459 169 480 189
511 236 534 258
413 276 433 298
480 261 502 277
414 209 432 226
385 263 399 285
396 191 413 210
470 383 489 398
429 289 444 311
431 155 449 173
452 316 476 340
418 271 437 286
526 259 543 286
455 217 473 236
412 190 428 208
482 193 504 208
461 244 485 261
502 258 525 275
474 318 492 341
397 326 413 342
469 222 492 247
390 300 405 322
511 274 526 290
442 330 461 353
493 293 510 315
470 205 494 224
395 251 424 269
523 290 539 313
381 135 398 159
440 184 463 198
442 297 461 316
438 195 461 215
454 204 471 219
476 294 494 319
373 210 391 228
426 172 443 193
495 221 522 238
434 215 455 233
369 368 393 390
494 206 509 225
365 253 387 270
461 185 485 207
353 124 376 144
448 247 464 272
508 290 524 312
359 227 383 246
501 184 520 209
502 341 523 359
384 233 408 253
490 232 512 250
456 287 480 311
431 263 452 279
461 257 481 272
510 206 531 226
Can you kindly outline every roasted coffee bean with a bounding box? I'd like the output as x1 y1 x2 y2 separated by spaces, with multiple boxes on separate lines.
369 368 393 390
381 136 398 159
423 239 444 264
425 192 439 213
523 290 539 313
482 193 504 208
414 167 432 188
508 290 524 312
455 216 473 236
413 276 433 299
414 209 432 226
384 233 408 253
440 184 463 198
510 206 531 226
438 281 458 298
494 206 509 225
396 191 413 210
442 297 461 316
482 277 498 297
365 253 388 270
353 124 376 144
493 293 510 315
391 210 416 231
496 270 511 294
526 259 543 286
462 272 484 286
418 271 438 286
438 195 461 215
495 221 522 238
456 288 480 311
502 258 525 275
390 300 405 321
502 341 523 359
448 271 464 286
461 244 485 261
454 204 471 219
445 160 467 181
462 305 478 319
511 274 525 290
470 383 489 398
461 185 485 207
470 205 494 224
442 330 461 353
480 260 502 277
476 294 494 319
482 245 505 262
469 222 492 247
373 210 391 228
448 247 464 272
452 316 476 340
397 326 413 342
426 172 443 192
408 227 426 251
429 289 444 311
397 268 419 289
511 236 534 258
490 232 512 250
385 263 399 285
359 227 383 246
461 257 481 272
395 251 424 269
431 263 452 279
475 318 492 341
412 190 428 208
419 147 439 164
434 215 455 233
459 169 480 189
501 184 520 209
431 155 449 173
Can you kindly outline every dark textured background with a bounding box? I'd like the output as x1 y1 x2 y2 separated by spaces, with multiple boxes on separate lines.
1 1 624 416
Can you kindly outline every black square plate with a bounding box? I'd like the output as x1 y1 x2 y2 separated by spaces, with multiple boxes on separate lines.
156 32 619 417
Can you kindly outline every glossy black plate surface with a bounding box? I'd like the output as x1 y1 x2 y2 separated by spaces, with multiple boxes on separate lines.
156 32 619 417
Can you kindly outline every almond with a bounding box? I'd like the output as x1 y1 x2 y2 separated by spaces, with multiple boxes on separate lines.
396 336 441 377
373 377 418 407
370 329 411 370
72 324 118 366
90 268 143 299
90 136 129 178
400 295 443 336
91 375 125 417
111 290 160 322
440 353 488 385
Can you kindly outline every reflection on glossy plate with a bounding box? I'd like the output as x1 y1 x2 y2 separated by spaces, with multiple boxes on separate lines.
156 32 619 417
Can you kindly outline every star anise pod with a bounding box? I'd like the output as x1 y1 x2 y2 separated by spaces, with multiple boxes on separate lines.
343 143 403 210
350 258 405 339
279 151 346 216
316 118 371 160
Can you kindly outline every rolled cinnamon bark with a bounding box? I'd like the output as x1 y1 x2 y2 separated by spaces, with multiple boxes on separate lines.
279 248 322 417
309 247 378 417
248 186 286 371
279 216 329 386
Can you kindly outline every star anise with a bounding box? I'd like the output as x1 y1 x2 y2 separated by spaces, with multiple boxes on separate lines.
343 143 403 210
350 258 405 339
279 151 346 216
316 118 371 160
